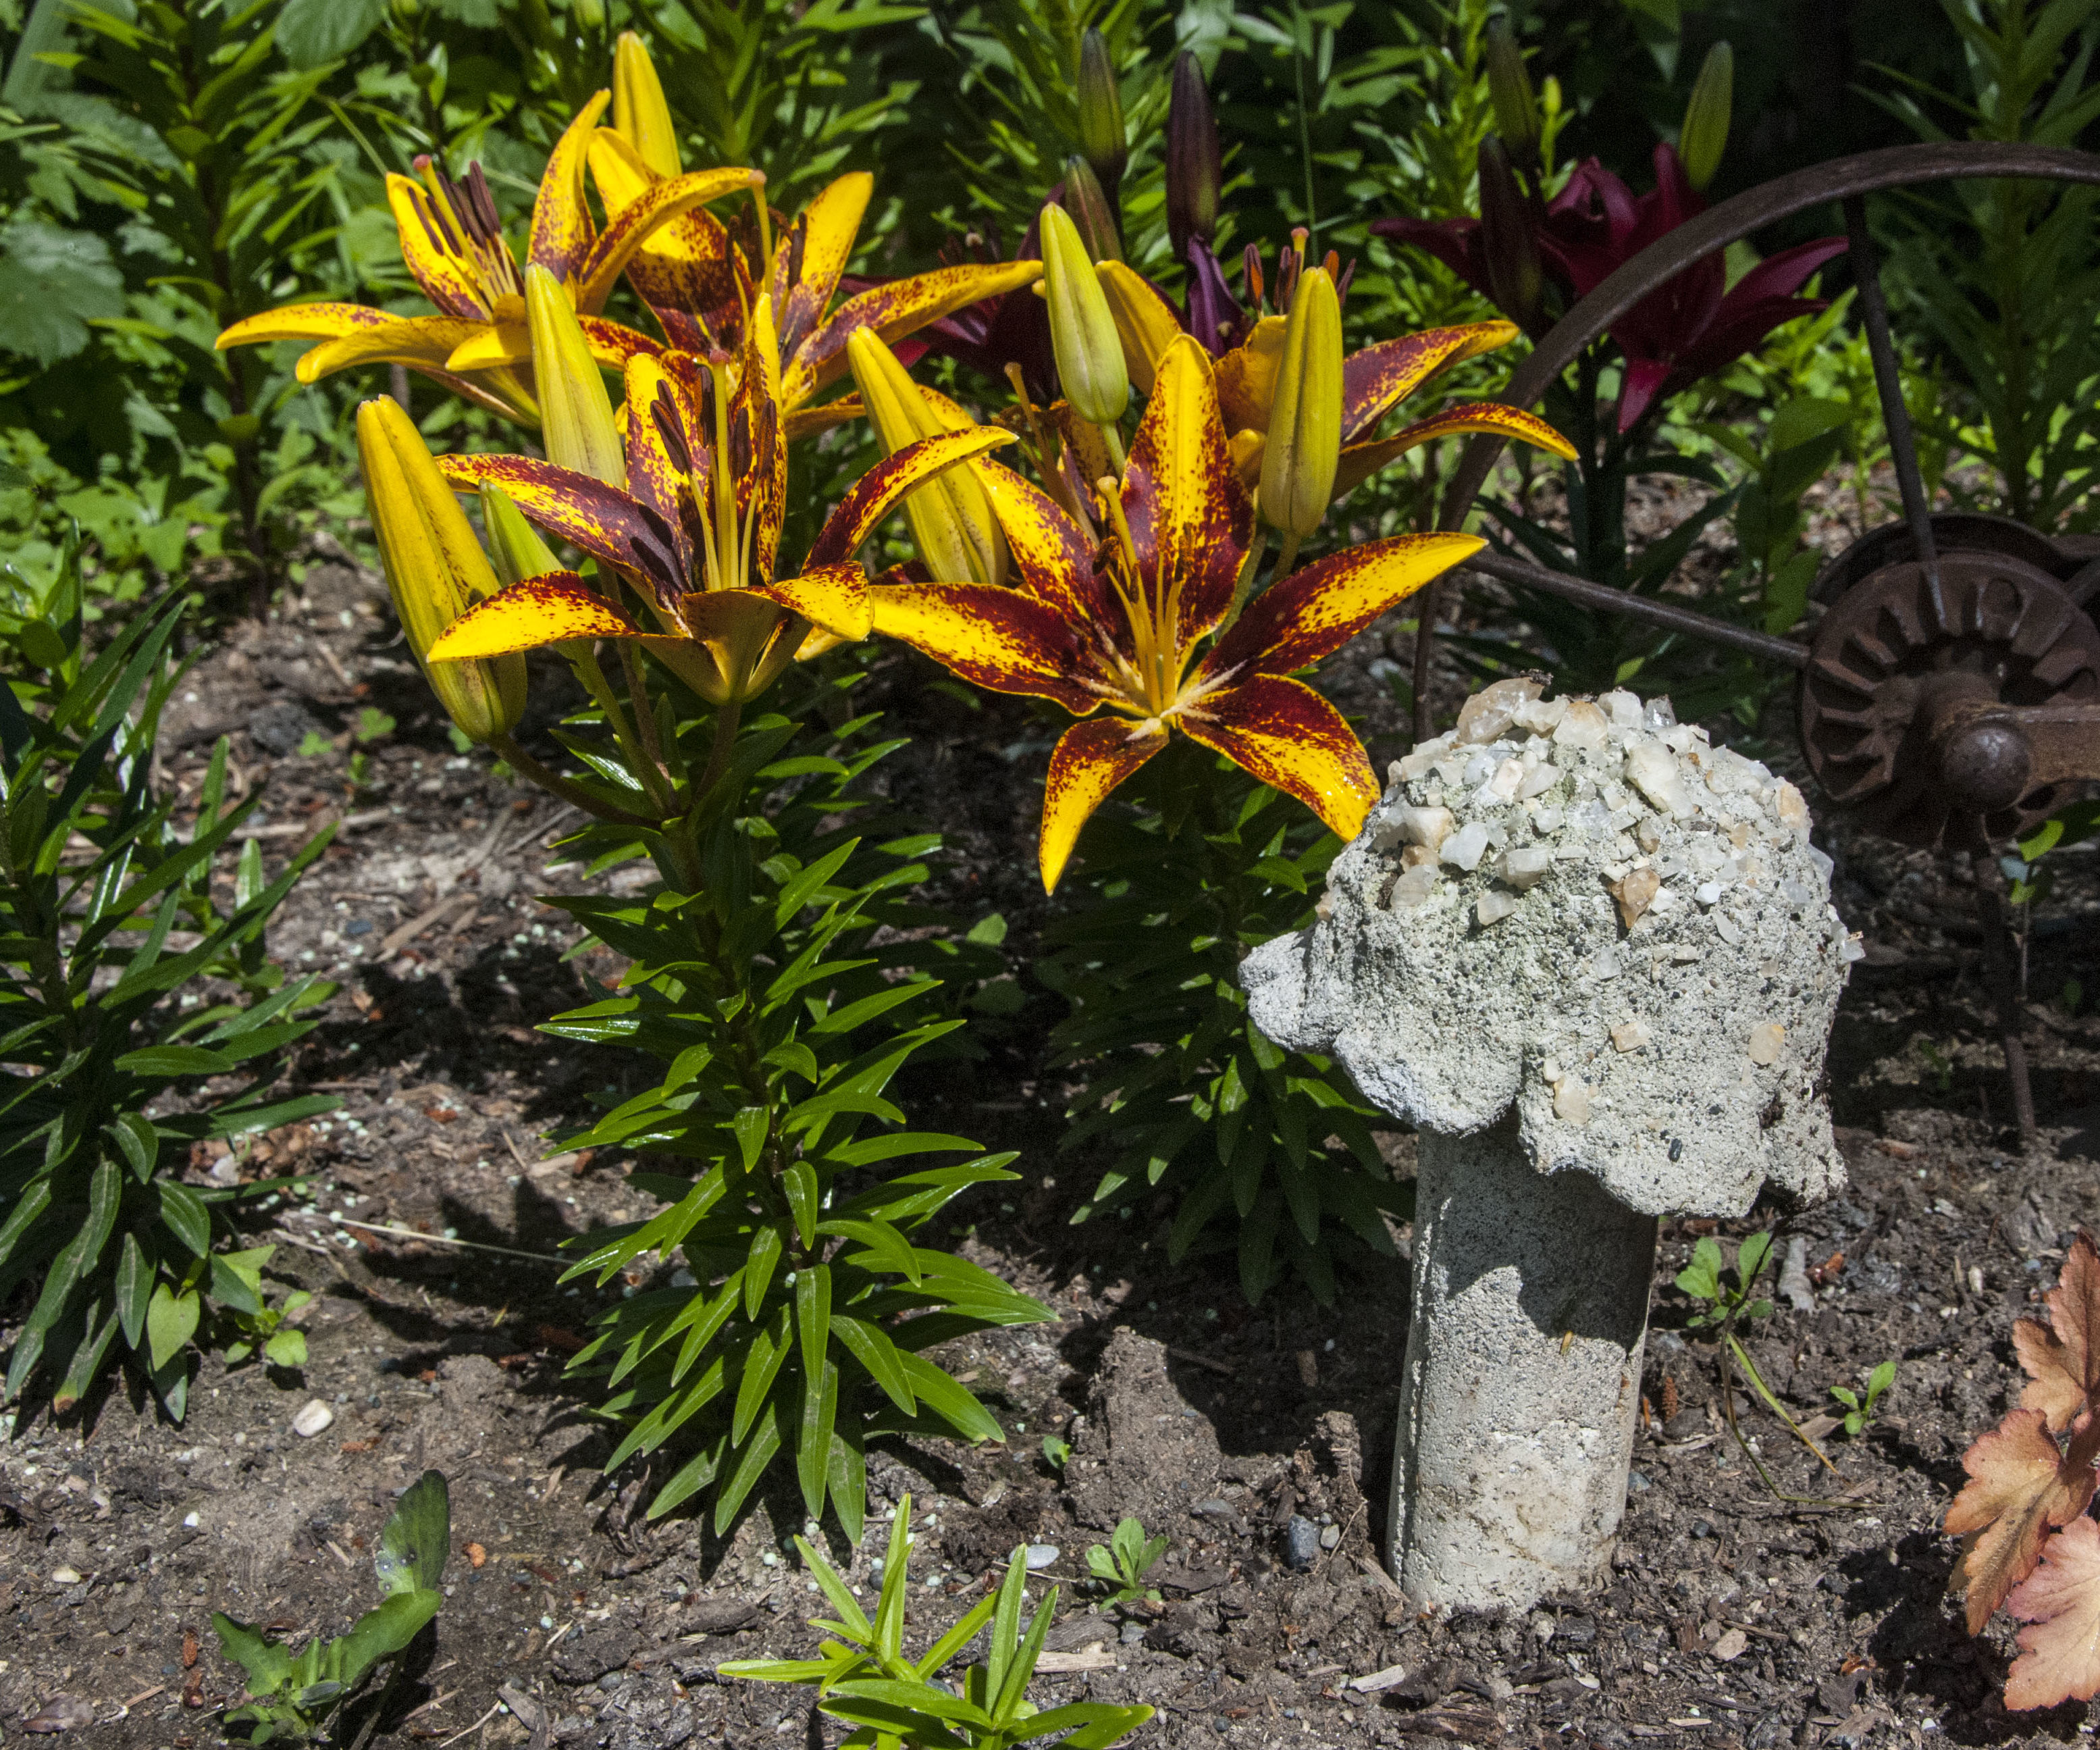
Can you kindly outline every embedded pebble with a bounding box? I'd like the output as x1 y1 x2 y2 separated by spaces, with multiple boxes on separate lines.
1390 865 1440 908
1610 867 1659 928
1284 1516 1322 1571
1477 891 1517 927
1624 741 1693 817
1024 1545 1059 1570
1499 847 1553 891
292 1399 334 1438
1552 701 1610 749
1552 1076 1592 1125
1611 1019 1652 1053
1775 781 1810 831
1455 677 1544 745
1747 1023 1786 1066
1442 821 1491 872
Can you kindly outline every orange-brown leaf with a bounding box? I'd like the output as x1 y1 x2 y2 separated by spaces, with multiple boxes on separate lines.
2018 1232 2100 1434
1946 1409 2100 1635
2004 1514 2100 1711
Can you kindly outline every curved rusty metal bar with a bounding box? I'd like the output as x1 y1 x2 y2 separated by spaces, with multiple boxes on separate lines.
1435 141 2100 532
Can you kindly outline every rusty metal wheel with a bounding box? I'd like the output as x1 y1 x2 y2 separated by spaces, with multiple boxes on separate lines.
1420 140 2100 1140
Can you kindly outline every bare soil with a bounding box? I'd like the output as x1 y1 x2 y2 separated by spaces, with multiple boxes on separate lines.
5 526 2100 1750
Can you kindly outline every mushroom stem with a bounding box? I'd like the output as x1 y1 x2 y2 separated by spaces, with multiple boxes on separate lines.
1393 1117 1656 1612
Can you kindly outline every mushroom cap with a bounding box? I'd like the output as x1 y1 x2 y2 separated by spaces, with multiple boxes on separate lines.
1243 682 1853 1218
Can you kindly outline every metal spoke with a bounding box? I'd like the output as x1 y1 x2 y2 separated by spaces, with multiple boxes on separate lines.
1841 195 1943 623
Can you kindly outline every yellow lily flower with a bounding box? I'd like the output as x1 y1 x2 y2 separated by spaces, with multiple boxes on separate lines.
215 93 760 425
1095 260 1575 499
421 294 1016 707
584 36 1043 435
864 337 1486 891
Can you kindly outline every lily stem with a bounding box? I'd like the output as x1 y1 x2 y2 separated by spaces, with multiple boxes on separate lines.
699 693 743 798
490 734 651 828
1222 523 1271 631
571 645 673 817
1272 532 1301 584
615 642 675 808
1099 421 1127 478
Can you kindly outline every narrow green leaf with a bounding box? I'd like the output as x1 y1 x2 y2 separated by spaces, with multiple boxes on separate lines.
713 1401 784 1535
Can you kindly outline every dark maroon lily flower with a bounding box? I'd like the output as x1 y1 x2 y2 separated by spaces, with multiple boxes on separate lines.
1373 143 1845 432
874 215 1058 403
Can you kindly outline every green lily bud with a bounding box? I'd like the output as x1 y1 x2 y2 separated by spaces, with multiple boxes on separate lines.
357 397 526 746
524 263 623 487
847 328 1006 588
1476 137 1543 331
1259 265 1342 539
480 482 562 587
569 0 604 29
1680 41 1733 192
1075 28 1127 192
1486 20 1540 172
1040 201 1128 428
1061 155 1122 263
613 31 680 178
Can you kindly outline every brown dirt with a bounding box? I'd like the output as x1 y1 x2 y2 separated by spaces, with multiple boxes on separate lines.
5 529 2100 1749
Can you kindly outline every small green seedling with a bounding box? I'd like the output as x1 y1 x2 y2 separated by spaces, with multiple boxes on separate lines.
723 1491 1151 1749
213 1245 311 1369
1085 1517 1168 1607
1040 1433 1072 1472
214 1470 449 1743
1829 1360 1897 1438
1675 1232 1775 1331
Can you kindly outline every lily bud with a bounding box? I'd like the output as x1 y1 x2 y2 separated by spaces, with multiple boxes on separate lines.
480 482 562 588
1039 201 1128 428
1061 155 1123 263
524 263 623 487
1476 137 1543 331
1485 20 1540 174
1075 28 1126 192
846 328 1006 589
1166 50 1221 263
357 397 526 746
1680 41 1733 191
1258 265 1342 540
569 0 603 29
612 31 680 178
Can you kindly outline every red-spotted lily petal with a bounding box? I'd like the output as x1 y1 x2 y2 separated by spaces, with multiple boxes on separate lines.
529 92 612 284
588 130 741 342
805 428 1019 568
1040 715 1169 891
773 172 872 362
1213 314 1285 437
784 261 1045 407
732 294 789 587
760 559 870 645
388 172 513 321
783 398 864 443
436 454 683 602
970 460 1114 628
217 302 391 348
574 166 765 317
1340 321 1518 441
293 314 488 383
1205 532 1484 681
1095 260 1184 396
442 311 662 376
1120 335 1252 644
1179 672 1379 841
867 584 1099 716
429 570 641 661
1332 402 1576 498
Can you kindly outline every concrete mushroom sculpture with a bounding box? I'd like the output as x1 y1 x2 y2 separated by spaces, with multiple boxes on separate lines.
1242 680 1858 1612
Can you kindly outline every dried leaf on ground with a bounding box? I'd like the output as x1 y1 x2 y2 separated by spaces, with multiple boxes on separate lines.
2004 1514 2100 1710
1945 1410 2100 1633
2016 1233 2100 1433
